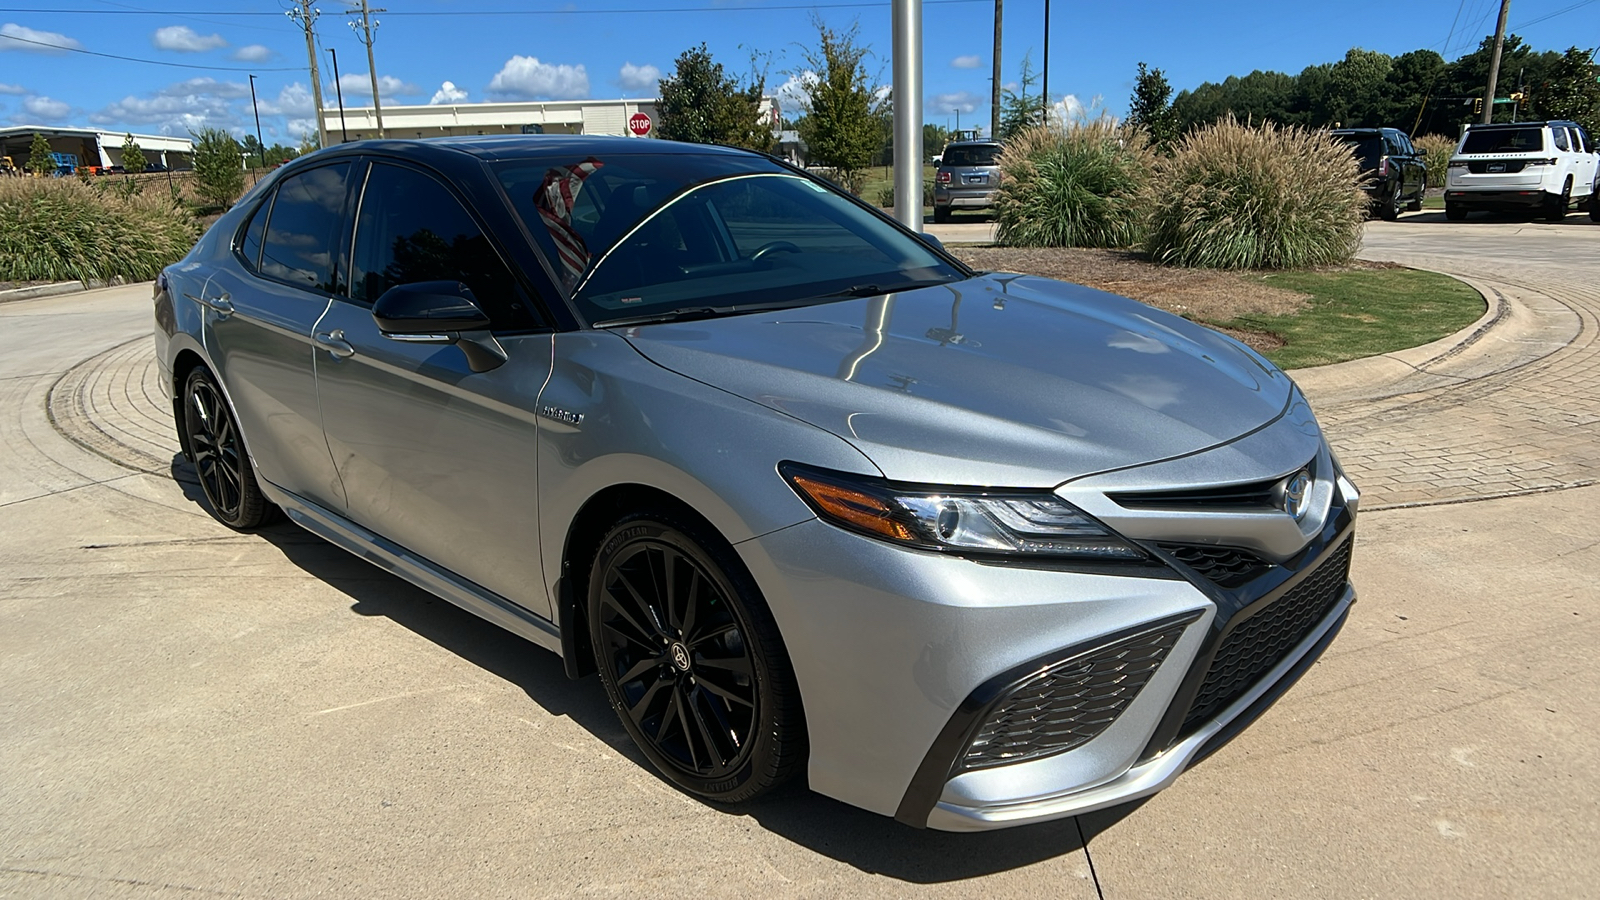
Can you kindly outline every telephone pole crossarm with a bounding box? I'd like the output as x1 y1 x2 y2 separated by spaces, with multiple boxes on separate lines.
348 1 387 139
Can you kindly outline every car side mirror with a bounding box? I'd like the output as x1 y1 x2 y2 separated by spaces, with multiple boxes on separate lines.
372 281 506 373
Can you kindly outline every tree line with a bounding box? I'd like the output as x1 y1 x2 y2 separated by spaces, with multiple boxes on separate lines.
1164 36 1600 138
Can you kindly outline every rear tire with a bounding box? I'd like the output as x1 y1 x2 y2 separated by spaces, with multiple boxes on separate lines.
1589 189 1600 222
1380 182 1402 221
1445 202 1468 221
1545 179 1571 222
588 509 806 803
933 206 951 224
182 368 272 529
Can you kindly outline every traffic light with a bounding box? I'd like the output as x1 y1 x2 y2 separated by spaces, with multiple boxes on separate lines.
1473 97 1484 115
1510 92 1526 104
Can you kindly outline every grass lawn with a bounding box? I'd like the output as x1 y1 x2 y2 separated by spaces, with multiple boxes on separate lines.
858 164 936 210
1421 195 1445 209
1224 267 1484 369
955 248 1485 371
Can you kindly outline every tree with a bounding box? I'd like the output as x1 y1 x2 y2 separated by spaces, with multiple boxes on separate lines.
239 134 265 167
1534 47 1600 136
997 51 1045 141
192 128 244 209
656 43 776 152
297 131 321 157
794 18 885 184
121 133 147 174
1128 62 1178 151
28 132 52 177
1323 48 1393 126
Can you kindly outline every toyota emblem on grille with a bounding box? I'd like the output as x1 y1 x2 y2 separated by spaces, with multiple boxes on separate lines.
1278 469 1312 520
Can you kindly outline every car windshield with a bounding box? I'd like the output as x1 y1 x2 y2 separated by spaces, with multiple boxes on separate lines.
497 156 964 326
1334 135 1383 167
1460 127 1545 154
941 144 1002 167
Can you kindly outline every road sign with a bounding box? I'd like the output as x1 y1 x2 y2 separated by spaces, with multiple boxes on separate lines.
628 112 652 136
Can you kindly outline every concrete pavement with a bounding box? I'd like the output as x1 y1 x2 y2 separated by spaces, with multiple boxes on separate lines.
2 217 1598 897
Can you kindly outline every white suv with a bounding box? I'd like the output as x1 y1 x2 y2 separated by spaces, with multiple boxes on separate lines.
1445 120 1599 222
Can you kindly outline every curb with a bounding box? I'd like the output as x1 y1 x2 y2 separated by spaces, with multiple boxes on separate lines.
0 281 88 303
1286 270 1517 403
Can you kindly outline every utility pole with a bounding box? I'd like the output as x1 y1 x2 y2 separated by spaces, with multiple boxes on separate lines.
287 1 328 149
1481 0 1510 124
348 1 386 139
990 0 1002 139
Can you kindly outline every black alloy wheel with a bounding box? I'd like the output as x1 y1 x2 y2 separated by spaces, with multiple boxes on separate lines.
183 368 271 529
1546 178 1571 222
589 511 805 802
1380 181 1402 221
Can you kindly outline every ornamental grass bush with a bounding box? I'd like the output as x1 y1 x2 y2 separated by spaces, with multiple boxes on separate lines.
1414 133 1457 188
994 119 1155 248
0 176 200 283
1144 116 1366 270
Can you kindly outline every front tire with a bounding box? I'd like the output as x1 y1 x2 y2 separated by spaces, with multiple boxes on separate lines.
183 368 272 529
588 510 806 803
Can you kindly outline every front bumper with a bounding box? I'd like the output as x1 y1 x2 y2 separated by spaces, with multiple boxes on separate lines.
739 458 1357 831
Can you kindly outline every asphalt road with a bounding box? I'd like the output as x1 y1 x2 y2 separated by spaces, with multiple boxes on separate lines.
1 217 1596 898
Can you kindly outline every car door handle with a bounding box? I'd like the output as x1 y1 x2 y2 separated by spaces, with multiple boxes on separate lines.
313 330 355 359
186 292 233 317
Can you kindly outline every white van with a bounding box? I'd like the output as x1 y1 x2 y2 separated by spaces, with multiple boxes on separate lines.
1444 120 1598 222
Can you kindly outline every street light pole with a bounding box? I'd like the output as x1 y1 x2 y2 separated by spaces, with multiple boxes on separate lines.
1041 0 1050 120
892 0 923 231
247 74 266 168
328 47 350 142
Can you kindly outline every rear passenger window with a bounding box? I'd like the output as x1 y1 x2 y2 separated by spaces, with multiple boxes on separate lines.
350 163 532 329
237 195 270 270
261 163 352 293
1552 128 1570 152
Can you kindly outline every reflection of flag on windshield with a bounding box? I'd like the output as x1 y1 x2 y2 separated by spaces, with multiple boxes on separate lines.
535 156 604 289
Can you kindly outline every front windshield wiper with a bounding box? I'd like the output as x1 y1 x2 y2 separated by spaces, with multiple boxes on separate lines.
592 300 816 329
812 278 956 300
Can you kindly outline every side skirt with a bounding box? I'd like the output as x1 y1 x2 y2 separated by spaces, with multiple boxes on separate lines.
259 480 564 656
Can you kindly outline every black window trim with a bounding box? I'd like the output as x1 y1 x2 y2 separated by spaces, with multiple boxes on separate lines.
353 153 555 334
231 188 276 273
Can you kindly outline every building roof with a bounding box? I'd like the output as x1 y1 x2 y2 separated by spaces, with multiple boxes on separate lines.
0 125 194 152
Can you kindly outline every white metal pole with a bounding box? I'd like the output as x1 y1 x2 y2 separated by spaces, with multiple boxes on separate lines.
892 0 924 231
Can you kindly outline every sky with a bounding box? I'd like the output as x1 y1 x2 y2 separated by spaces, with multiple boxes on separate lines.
0 0 1595 144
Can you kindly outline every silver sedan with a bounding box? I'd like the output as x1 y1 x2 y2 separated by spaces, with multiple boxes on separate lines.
155 135 1357 831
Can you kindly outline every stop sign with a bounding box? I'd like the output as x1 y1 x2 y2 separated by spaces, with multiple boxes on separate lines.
628 112 652 136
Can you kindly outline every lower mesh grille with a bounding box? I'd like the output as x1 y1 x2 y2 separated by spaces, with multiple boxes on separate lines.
1182 538 1353 732
963 621 1189 770
1160 544 1273 588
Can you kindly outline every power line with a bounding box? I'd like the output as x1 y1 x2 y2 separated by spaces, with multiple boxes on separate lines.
5 0 989 15
0 29 300 69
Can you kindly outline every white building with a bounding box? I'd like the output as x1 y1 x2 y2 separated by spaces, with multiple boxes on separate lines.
318 95 778 143
0 126 193 171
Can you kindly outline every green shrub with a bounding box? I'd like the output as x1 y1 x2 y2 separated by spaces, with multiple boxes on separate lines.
874 179 933 210
994 119 1155 248
0 176 200 283
191 127 244 211
1144 116 1366 269
1413 133 1456 188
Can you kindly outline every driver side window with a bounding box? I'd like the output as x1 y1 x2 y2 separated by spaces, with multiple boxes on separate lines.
351 162 537 329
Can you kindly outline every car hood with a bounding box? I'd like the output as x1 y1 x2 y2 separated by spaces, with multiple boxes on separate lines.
621 272 1294 486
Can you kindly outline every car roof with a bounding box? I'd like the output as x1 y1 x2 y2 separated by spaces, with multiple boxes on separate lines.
1466 121 1579 130
943 139 1001 147
1329 128 1395 135
293 134 764 165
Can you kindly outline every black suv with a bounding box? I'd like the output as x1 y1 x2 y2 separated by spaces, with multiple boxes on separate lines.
1330 128 1428 220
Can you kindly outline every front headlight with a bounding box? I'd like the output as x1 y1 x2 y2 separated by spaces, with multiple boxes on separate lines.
780 463 1147 562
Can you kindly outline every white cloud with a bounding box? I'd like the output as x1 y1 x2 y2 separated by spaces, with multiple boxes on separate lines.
158 77 251 100
257 83 314 117
429 81 469 105
0 82 26 94
0 23 83 53
23 95 71 120
231 44 273 63
336 73 421 103
932 91 985 114
152 25 227 53
487 56 589 100
617 62 660 93
773 71 817 116
952 55 982 69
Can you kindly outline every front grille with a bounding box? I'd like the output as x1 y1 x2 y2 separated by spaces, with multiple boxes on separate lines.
1467 159 1529 174
963 621 1189 770
1160 544 1273 588
1181 538 1353 733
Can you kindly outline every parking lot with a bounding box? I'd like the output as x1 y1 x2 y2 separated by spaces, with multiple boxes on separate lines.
2 216 1597 898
